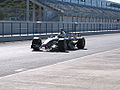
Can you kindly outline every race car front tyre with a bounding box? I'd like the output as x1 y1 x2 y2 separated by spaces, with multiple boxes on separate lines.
32 38 42 46
32 46 40 51
77 37 85 49
31 38 42 51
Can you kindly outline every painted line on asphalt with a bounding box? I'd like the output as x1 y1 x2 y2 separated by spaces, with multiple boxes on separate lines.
14 68 26 72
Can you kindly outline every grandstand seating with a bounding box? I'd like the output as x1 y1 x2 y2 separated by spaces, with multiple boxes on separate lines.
36 0 120 19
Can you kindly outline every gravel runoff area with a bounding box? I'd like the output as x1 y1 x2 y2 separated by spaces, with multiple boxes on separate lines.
0 48 120 90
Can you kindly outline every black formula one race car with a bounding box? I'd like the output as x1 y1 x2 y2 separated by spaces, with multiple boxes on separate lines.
31 32 85 52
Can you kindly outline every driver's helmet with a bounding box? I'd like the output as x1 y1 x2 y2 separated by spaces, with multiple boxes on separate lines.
58 28 66 38
60 28 66 35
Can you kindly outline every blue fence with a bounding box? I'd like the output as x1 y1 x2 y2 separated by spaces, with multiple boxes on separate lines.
0 21 120 37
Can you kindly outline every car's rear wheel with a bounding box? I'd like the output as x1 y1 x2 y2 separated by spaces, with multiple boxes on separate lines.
58 40 67 52
77 37 85 49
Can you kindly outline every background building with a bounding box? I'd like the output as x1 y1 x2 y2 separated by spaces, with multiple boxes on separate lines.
30 0 120 23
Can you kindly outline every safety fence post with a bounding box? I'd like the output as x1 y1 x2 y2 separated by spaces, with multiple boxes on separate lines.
72 23 73 34
94 23 95 32
58 23 59 33
35 22 37 35
46 23 47 35
67 23 69 33
79 23 81 33
2 22 4 37
63 23 64 31
51 23 53 34
86 23 88 31
27 22 29 36
39 23 41 35
19 22 21 36
74 23 76 35
11 22 13 36
33 23 34 36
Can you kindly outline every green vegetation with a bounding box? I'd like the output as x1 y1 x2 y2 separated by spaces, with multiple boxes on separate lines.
0 0 33 21
0 0 26 9
0 8 5 20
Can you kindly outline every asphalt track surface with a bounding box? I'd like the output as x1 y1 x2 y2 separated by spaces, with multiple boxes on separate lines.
0 33 120 77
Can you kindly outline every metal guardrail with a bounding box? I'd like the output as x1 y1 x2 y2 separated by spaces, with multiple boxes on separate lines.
0 21 120 37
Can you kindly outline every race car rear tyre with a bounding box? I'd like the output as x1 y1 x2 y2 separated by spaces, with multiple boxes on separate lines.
58 40 67 52
77 37 85 49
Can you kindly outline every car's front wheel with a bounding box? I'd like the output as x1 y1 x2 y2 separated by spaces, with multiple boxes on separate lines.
31 38 42 51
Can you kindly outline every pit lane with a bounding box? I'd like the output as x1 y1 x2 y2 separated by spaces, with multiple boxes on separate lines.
0 33 120 77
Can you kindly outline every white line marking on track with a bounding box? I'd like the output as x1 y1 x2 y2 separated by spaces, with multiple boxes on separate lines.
14 68 25 72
